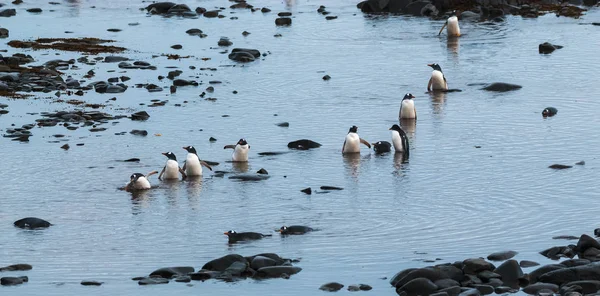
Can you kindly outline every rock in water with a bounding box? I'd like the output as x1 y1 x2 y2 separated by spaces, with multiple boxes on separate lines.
275 18 292 26
482 83 522 92
320 282 344 291
288 139 322 150
81 280 103 286
539 42 563 54
202 254 247 272
487 250 518 261
149 267 194 278
13 217 52 229
1 276 28 286
0 264 32 271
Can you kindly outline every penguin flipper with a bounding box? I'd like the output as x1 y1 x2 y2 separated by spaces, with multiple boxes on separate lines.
342 139 346 153
179 167 187 180
443 76 448 90
360 138 371 149
146 171 159 178
182 162 187 171
158 166 166 180
224 144 236 149
438 22 447 35
200 160 213 171
427 77 433 92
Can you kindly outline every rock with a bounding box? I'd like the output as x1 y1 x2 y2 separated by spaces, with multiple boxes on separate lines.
149 267 194 278
396 277 438 295
494 286 518 293
146 2 176 14
288 139 322 150
563 280 600 294
223 261 247 276
471 284 494 295
359 284 372 290
348 285 360 291
138 277 169 285
1 276 27 286
434 278 460 289
522 282 559 294
549 164 572 170
130 111 150 121
275 18 292 26
403 0 435 16
0 28 7 38
393 267 458 288
520 260 540 268
61 144 70 150
0 264 32 271
195 7 206 14
173 79 198 86
320 282 344 292
323 74 331 80
202 254 247 272
463 258 495 275
218 37 232 46
81 280 103 286
561 259 592 268
301 187 312 195
250 256 278 270
325 15 338 20
482 83 522 92
0 9 16 17
277 122 289 127
458 288 480 296
257 266 302 278
486 278 503 287
256 168 268 175
204 10 219 17
577 234 600 252
13 217 52 229
186 28 203 36
493 260 523 289
477 270 501 281
228 174 270 181
390 268 418 286
189 270 220 280
538 263 600 285
174 276 191 282
539 42 563 54
171 44 182 49
438 286 462 296
542 107 558 117
228 48 258 62
487 251 518 261
529 264 567 284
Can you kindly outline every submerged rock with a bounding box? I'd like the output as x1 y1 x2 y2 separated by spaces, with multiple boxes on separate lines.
149 267 194 278
1 276 28 286
320 282 344 291
0 264 32 271
81 280 103 286
539 42 563 54
13 217 52 229
482 83 522 92
275 18 292 26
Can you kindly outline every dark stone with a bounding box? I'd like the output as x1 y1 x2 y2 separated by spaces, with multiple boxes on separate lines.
130 111 150 121
529 264 567 284
257 266 302 278
277 122 289 127
539 42 563 54
0 28 7 38
138 277 169 285
173 79 198 86
522 282 559 294
209 137 217 142
189 270 220 281
437 286 462 296
261 7 271 12
404 0 432 16
14 217 52 229
320 282 344 292
81 280 103 286
463 258 495 275
186 28 203 36
577 234 600 252
204 10 219 17
0 264 32 271
322 74 331 80
348 285 360 291
493 260 522 289
250 256 278 270
549 164 572 170
561 259 591 267
228 174 270 181
171 44 182 49
494 286 518 293
256 168 268 175
202 254 247 272
218 37 232 46
149 267 194 278
174 276 191 282
390 268 418 286
26 8 42 13
146 2 176 13
359 284 372 290
195 7 206 14
458 288 480 296
487 250 518 261
482 83 522 92
326 15 338 20
563 280 600 294
1 276 27 286
434 278 460 289
223 261 247 276
519 260 540 268
477 270 501 281
301 187 312 195
471 284 494 295
0 9 16 17
396 277 438 295
61 144 70 150
537 263 600 285
288 139 322 150
275 18 292 26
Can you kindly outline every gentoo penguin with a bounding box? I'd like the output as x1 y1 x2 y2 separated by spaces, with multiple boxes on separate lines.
399 93 417 120
224 138 250 162
427 63 448 92
278 225 314 235
439 10 461 37
372 141 392 154
182 146 212 176
125 171 158 192
224 230 272 243
389 124 410 159
342 125 371 153
158 152 187 180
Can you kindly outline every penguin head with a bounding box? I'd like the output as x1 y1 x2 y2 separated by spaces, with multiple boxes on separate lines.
183 146 197 154
427 63 443 72
224 230 237 235
279 226 288 233
130 173 144 182
348 125 358 134
389 124 403 132
162 152 177 160
237 138 248 146
402 93 415 101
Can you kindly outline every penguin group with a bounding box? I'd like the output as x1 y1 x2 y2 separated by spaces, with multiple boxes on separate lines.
125 139 250 192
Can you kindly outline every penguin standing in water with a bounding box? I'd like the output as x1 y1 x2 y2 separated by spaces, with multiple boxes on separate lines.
158 152 187 180
182 146 212 177
389 124 410 159
224 138 250 162
438 10 461 37
399 93 417 120
125 171 158 192
342 125 371 153
427 63 448 92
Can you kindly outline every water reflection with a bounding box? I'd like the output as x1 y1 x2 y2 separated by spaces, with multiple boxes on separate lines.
393 152 409 170
429 91 447 115
186 177 203 210
161 179 181 205
399 119 416 135
447 36 460 56
343 153 361 179
232 162 249 173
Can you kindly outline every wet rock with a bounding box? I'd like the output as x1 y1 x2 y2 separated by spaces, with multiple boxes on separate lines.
458 288 480 296
242 31 250 36
539 42 563 54
563 280 600 294
146 2 176 14
301 187 312 195
577 234 600 252
186 28 203 36
209 137 217 142
0 264 32 271
14 217 52 229
104 56 129 63
275 18 292 26
529 264 567 284
348 285 360 291
204 10 219 17
229 174 270 181
174 275 191 282
278 12 292 16
320 186 343 190
107 28 121 32
487 251 518 261
277 122 289 127
61 144 70 150
0 9 16 17
482 83 522 92
171 44 182 49
536 263 600 286
202 254 247 272
27 8 42 13
396 278 438 295
437 286 462 296
463 258 495 275
434 278 460 289
130 111 150 121
493 260 522 289
261 7 271 12
218 37 233 46
359 284 372 291
129 130 148 137
549 164 572 169
256 168 268 175
1 276 27 286
521 282 559 294
228 48 260 62
288 139 322 150
173 79 198 86
0 28 8 38
520 260 540 268
325 15 338 20
256 266 301 278
477 270 501 281
250 256 278 270
323 74 331 80
81 280 103 286
320 282 344 292
167 4 191 14
404 0 433 16
138 277 169 285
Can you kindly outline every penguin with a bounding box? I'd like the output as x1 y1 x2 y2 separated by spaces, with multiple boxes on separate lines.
278 225 314 235
224 138 250 162
438 10 461 37
372 141 392 154
427 63 448 92
182 146 212 176
542 107 558 117
224 230 272 243
125 171 158 192
399 93 417 120
342 125 371 153
389 124 410 159
158 152 187 180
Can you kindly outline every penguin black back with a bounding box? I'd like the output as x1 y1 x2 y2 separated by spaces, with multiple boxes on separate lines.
373 141 392 154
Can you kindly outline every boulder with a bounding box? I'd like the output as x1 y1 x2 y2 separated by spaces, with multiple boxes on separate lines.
529 264 567 284
320 282 344 291
396 277 438 295
256 266 301 278
0 28 8 38
138 277 169 285
577 234 600 253
1 276 27 286
250 256 278 270
487 251 518 261
563 280 600 294
0 264 32 271
539 42 563 54
539 263 600 285
463 258 495 275
146 2 176 13
403 0 431 15
149 267 194 278
493 260 523 289
522 282 559 294
202 254 247 272
275 18 292 26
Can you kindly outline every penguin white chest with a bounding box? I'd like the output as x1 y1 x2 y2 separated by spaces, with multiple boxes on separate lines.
447 16 460 37
185 153 202 176
163 159 180 179
391 131 405 152
132 177 151 190
400 100 416 119
431 70 447 90
232 144 249 162
343 133 361 153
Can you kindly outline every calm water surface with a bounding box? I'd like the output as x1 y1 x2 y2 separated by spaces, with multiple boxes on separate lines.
1 0 600 295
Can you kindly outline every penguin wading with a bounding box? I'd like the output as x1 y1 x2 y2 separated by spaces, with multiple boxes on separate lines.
126 171 158 191
224 138 250 162
399 93 417 120
439 11 461 37
158 152 186 180
389 124 410 159
427 63 448 92
182 146 212 176
342 125 371 153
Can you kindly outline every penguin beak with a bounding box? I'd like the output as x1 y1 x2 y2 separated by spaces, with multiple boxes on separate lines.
410 94 415 99
223 232 229 235
161 152 167 156
427 63 433 67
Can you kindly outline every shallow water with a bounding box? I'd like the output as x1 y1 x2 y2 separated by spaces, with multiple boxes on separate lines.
1 0 600 294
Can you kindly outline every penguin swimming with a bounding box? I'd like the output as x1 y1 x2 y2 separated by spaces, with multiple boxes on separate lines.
224 138 250 162
389 124 410 159
182 146 212 176
125 171 158 192
278 225 314 235
224 230 272 243
342 125 371 153
158 152 187 180
372 141 392 154
438 11 461 37
427 63 448 92
399 93 417 120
